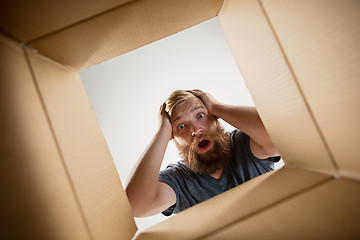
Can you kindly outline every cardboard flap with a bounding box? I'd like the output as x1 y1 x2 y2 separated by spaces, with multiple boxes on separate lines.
0 0 133 42
218 0 338 175
261 0 360 180
136 167 330 239
206 178 360 239
0 34 89 239
28 0 223 70
24 48 137 240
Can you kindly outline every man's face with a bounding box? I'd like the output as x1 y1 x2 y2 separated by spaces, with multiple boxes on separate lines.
170 97 217 153
170 97 230 174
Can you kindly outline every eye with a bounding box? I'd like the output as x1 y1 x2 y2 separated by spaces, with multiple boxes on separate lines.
198 113 205 118
177 124 185 130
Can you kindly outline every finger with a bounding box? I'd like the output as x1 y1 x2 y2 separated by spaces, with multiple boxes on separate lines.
160 102 166 114
187 89 200 93
160 102 170 117
187 89 202 96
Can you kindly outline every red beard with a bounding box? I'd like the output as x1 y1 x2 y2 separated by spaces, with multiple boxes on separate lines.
175 123 231 175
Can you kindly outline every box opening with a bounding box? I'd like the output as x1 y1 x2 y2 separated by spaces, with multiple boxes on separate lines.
79 17 284 231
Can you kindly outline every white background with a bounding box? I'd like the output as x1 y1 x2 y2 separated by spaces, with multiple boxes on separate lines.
80 17 284 232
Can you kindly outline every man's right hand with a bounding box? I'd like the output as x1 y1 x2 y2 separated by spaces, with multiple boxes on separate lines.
126 102 176 217
159 102 173 142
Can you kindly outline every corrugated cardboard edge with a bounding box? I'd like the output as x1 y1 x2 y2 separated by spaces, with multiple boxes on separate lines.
22 45 95 239
260 0 360 181
218 0 338 176
23 46 137 240
0 33 90 239
0 0 135 43
257 0 340 172
135 167 332 239
205 178 360 239
28 0 224 71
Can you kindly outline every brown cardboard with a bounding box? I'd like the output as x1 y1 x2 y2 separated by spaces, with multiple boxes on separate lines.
27 0 224 70
205 178 360 239
0 0 133 42
0 0 359 239
218 0 337 175
24 48 137 240
261 0 360 180
135 167 331 239
0 34 90 239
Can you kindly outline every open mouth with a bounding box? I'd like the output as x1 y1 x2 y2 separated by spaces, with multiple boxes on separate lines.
198 140 209 149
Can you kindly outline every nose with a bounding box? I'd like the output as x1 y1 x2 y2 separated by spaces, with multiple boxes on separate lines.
191 127 203 138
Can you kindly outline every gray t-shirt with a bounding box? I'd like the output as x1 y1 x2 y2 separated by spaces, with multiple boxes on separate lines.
158 129 280 216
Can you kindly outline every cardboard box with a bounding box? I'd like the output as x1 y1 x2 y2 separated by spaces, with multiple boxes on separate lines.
1 0 359 239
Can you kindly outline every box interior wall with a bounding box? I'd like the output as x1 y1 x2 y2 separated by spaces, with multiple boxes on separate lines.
1 0 359 239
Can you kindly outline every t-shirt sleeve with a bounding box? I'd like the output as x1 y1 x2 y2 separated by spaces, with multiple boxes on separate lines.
158 164 180 216
230 130 280 182
234 129 280 163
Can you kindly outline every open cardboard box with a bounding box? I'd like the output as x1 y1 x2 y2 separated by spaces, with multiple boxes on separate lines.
1 0 359 239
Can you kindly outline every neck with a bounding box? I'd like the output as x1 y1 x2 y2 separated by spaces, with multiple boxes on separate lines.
210 168 223 180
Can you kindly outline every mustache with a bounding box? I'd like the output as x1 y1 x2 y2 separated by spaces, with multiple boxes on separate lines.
175 123 231 175
189 130 218 150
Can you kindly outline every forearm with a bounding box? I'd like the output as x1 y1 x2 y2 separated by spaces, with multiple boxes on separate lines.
125 128 169 213
187 89 278 158
213 104 273 147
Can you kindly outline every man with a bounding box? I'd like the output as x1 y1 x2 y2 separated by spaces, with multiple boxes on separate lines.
125 89 280 217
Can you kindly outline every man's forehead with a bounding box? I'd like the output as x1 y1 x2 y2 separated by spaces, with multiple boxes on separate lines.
170 98 205 122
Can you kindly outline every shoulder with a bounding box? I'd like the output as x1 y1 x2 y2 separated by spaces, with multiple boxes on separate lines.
158 162 200 216
160 161 192 174
230 129 247 146
231 129 280 163
159 161 195 182
230 129 250 156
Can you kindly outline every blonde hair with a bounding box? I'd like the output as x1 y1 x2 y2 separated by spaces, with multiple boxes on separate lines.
165 90 196 117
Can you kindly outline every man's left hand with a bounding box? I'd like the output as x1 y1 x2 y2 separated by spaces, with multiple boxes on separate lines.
187 89 220 116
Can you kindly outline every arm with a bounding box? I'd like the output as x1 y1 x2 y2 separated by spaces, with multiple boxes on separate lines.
188 90 279 159
125 103 176 217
